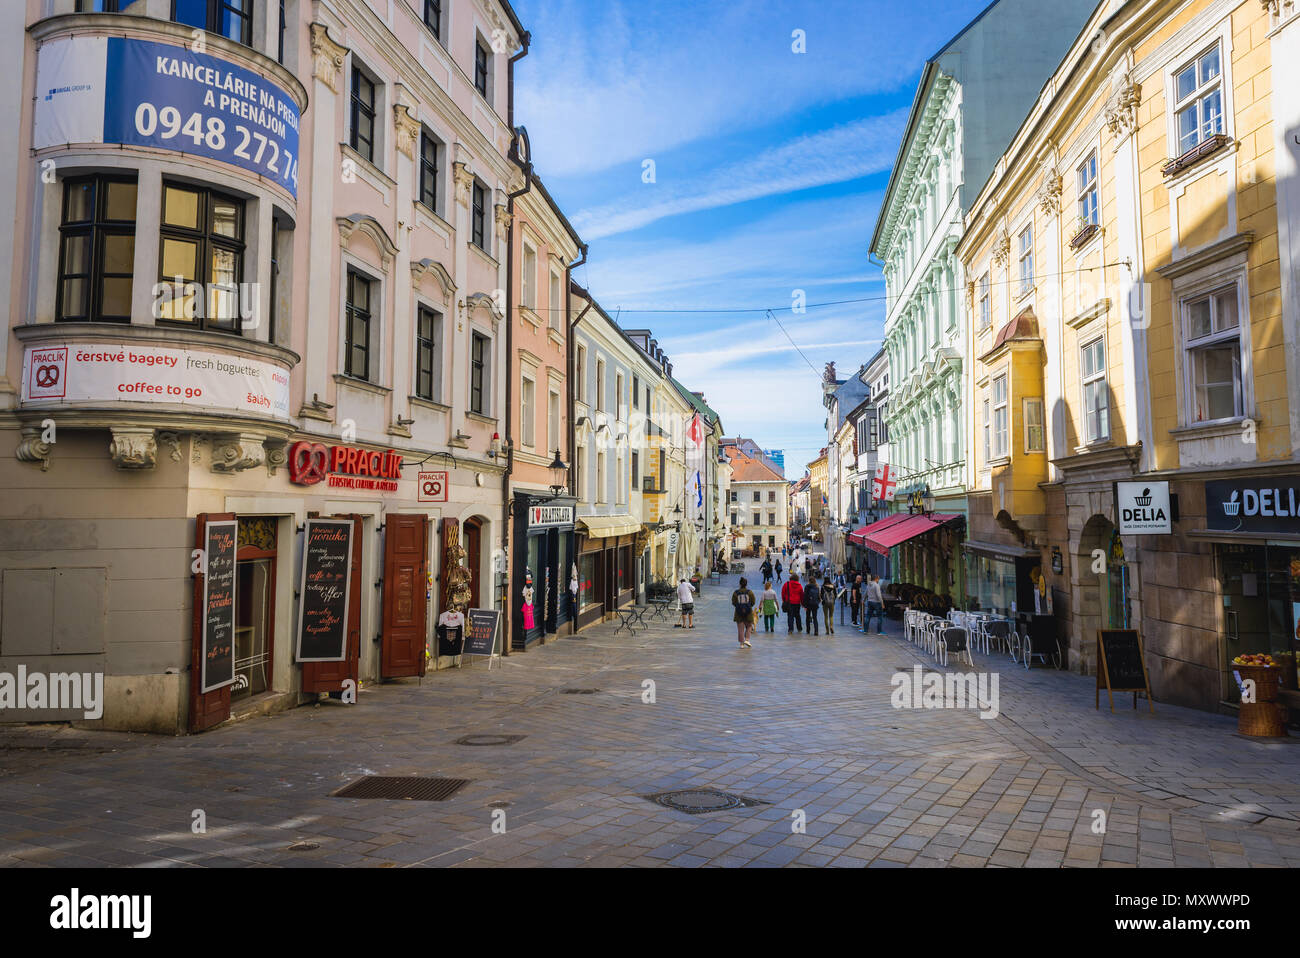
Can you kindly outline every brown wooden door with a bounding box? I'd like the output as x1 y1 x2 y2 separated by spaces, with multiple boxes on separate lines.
301 516 363 694
381 514 428 678
190 512 236 732
464 517 482 610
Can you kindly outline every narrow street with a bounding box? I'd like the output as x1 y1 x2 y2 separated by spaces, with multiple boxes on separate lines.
3 561 1298 869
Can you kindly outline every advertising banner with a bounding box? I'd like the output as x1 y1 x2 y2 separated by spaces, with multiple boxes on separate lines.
1206 477 1300 534
35 35 300 196
21 342 291 420
1115 481 1172 535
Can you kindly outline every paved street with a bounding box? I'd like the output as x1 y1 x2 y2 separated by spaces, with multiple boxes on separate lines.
2 561 1300 868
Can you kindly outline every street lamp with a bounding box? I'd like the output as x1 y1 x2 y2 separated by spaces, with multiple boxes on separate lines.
547 448 568 499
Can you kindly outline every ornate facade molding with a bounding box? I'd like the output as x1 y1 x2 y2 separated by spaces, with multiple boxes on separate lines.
1104 73 1142 147
1037 165 1063 217
310 23 348 94
393 103 421 159
15 424 52 471
493 202 511 241
211 433 267 473
109 427 157 470
453 160 475 207
990 228 1012 267
411 257 457 304
157 431 183 462
264 438 288 477
337 214 398 270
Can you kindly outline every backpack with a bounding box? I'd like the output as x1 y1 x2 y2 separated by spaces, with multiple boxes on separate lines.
734 590 753 613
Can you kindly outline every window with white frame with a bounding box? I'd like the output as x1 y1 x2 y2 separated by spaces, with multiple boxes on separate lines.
521 241 536 310
1077 151 1099 228
982 397 990 465
595 358 605 410
549 268 562 329
617 450 625 503
575 447 585 499
616 372 625 421
548 389 560 452
1173 43 1224 157
520 373 535 448
1017 225 1033 295
597 450 607 502
1183 283 1243 422
978 272 990 330
992 374 1008 459
1023 397 1045 453
575 344 586 397
1081 336 1110 443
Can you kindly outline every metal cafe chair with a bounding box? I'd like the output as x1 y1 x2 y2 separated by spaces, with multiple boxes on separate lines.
937 626 973 668
983 618 1012 657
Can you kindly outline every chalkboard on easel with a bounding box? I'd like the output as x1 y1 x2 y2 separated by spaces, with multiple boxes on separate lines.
296 518 353 662
1096 628 1154 713
464 608 501 660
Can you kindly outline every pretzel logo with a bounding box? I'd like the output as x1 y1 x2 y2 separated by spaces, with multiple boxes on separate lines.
288 441 329 485
35 365 60 388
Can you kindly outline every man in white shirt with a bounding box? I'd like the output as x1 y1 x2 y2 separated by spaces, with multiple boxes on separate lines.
676 577 697 629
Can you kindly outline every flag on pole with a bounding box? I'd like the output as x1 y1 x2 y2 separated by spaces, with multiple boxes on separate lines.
872 463 897 502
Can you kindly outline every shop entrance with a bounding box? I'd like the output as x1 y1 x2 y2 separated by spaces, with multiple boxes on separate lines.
1215 542 1300 704
463 516 483 610
381 514 429 679
234 517 278 700
301 515 363 695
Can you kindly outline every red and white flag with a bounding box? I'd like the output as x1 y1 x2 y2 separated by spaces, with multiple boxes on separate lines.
871 463 896 502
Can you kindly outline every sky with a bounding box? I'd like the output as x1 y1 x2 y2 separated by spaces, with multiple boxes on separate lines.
512 0 994 476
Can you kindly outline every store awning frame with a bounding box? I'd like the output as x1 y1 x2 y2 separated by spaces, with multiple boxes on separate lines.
847 512 910 545
862 513 962 555
576 514 641 538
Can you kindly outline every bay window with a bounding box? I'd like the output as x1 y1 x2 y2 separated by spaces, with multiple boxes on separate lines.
992 375 1008 459
57 175 137 323
157 182 244 331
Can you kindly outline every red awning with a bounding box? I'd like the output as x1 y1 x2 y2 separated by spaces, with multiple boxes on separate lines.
847 512 910 545
862 513 962 555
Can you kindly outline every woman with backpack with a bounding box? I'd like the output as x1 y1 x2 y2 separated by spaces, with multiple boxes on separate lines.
801 573 821 635
731 577 756 648
760 580 779 633
820 576 836 634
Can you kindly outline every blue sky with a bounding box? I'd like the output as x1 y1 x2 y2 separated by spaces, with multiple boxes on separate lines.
512 0 994 475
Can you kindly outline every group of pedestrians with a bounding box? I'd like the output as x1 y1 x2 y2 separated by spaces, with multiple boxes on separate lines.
845 572 887 634
758 555 784 585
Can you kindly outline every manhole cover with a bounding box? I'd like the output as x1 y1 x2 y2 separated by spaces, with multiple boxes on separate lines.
332 776 470 801
455 734 527 746
643 789 768 814
560 688 599 695
488 800 512 808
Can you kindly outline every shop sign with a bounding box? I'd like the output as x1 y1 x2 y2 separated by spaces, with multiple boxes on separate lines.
296 519 353 662
417 471 448 503
288 441 402 492
1115 481 1172 535
667 531 679 554
529 504 573 528
35 36 300 196
199 520 237 693
20 343 290 419
1207 477 1300 534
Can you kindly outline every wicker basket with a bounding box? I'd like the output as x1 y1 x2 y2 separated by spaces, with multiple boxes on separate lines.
1235 664 1288 737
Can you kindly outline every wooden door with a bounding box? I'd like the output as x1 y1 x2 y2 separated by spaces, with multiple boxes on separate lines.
301 516 363 694
382 514 429 678
190 512 236 732
464 517 482 610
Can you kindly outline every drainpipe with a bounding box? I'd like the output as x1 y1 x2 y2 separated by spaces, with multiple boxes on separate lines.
567 284 593 634
500 31 531 655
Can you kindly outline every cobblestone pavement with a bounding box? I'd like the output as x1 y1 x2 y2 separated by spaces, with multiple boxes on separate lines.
3 562 1300 868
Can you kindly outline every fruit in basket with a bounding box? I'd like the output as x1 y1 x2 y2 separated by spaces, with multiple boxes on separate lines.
1231 653 1277 667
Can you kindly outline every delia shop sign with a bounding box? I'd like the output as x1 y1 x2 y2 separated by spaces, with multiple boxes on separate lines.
1206 478 1300 534
1115 481 1172 535
289 441 403 492
34 36 300 196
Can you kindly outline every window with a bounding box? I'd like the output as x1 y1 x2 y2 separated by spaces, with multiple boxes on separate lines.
474 37 490 99
595 359 606 410
575 447 584 499
1081 336 1110 442
752 535 762 551
768 511 776 525
631 451 639 487
344 268 373 380
769 535 776 547
470 332 489 415
549 269 562 330
172 0 253 45
471 182 487 251
548 390 560 451
982 397 990 464
597 451 607 502
992 375 1008 459
57 175 136 323
768 491 775 503
268 216 284 341
730 491 737 502
868 411 879 450
616 373 625 420
350 65 376 164
157 182 244 331
617 452 625 503
77 0 120 10
575 344 586 397
1024 398 1045 453
752 512 761 525
632 375 640 409
752 492 761 503
1174 43 1224 156
731 512 738 526
277 0 285 63
1077 151 1099 228
423 0 441 40
520 375 536 448
521 241 536 310
974 273 989 331
419 131 440 213
1184 285 1243 422
1017 225 1033 294
415 305 439 401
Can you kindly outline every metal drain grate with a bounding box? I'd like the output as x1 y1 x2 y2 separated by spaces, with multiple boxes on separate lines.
455 734 527 746
332 776 470 801
643 788 768 814
560 688 600 695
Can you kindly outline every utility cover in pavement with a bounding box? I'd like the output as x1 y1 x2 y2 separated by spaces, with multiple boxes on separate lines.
332 776 470 801
643 789 768 814
455 734 527 746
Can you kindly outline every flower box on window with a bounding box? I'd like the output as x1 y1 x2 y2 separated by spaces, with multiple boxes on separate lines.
1068 222 1100 250
1161 133 1231 178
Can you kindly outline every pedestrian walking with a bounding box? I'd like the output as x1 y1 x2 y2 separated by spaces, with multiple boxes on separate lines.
774 559 783 584
761 557 773 583
864 574 886 634
760 580 779 633
820 576 836 634
848 573 863 625
676 576 696 630
781 575 803 633
801 573 821 635
732 577 756 648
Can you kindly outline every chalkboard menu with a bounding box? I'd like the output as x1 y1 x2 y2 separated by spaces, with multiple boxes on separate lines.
1096 628 1154 712
464 608 501 657
200 520 238 692
296 519 353 662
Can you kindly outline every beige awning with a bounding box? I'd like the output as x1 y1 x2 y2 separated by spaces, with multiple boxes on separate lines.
577 514 641 538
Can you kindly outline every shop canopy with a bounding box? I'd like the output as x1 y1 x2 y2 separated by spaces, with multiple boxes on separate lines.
847 513 910 545
576 514 641 538
861 513 962 555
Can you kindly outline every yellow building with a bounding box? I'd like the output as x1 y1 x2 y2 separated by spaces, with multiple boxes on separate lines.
961 0 1300 712
807 449 829 542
